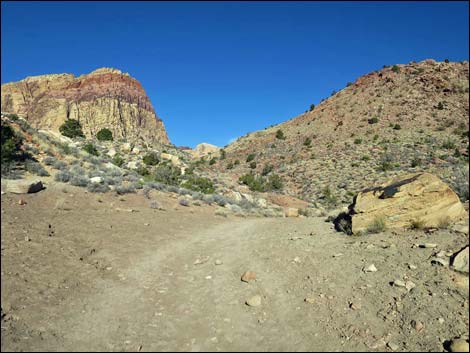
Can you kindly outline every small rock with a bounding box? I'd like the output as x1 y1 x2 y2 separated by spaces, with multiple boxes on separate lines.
144 223 150 226
363 264 378 273
205 275 212 280
393 280 406 287
436 250 446 258
408 264 417 270
349 302 361 310
332 253 344 258
293 256 301 263
449 339 469 352
246 295 262 307
431 257 449 267
90 176 102 184
420 243 438 248
452 247 469 274
214 260 223 265
24 236 30 242
387 341 399 351
411 320 424 332
18 198 27 205
241 271 257 283
304 297 315 304
438 318 445 324
405 281 416 291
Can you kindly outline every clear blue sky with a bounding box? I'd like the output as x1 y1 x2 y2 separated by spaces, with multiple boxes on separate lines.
2 1 469 148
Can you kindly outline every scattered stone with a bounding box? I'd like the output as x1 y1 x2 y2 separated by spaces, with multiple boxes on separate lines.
332 253 344 258
408 264 417 270
393 280 406 288
293 256 301 263
214 260 223 265
411 320 424 332
405 281 416 291
438 318 445 324
241 271 257 283
90 176 102 184
24 236 30 242
363 264 378 273
451 247 469 274
387 341 399 351
349 302 361 310
18 198 27 206
246 295 262 307
420 243 438 248
304 297 315 304
144 223 150 226
449 339 469 352
193 256 210 265
431 257 449 267
205 275 212 280
6 179 44 194
436 250 447 258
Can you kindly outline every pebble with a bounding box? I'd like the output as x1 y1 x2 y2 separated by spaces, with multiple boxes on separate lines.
405 281 416 291
438 318 445 324
449 339 469 352
205 275 212 280
304 297 315 304
144 223 150 226
18 199 27 206
431 257 449 267
408 264 417 270
420 243 438 248
246 295 262 307
293 256 301 263
387 342 399 351
363 264 378 273
349 302 361 310
241 271 257 283
332 253 344 258
393 280 406 287
214 260 223 265
411 320 424 332
24 236 30 242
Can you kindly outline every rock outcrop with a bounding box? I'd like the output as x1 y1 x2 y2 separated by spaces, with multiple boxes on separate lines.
1 68 170 144
348 173 467 234
191 143 220 159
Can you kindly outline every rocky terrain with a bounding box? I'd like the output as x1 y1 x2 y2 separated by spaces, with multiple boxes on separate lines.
207 59 469 209
1 68 170 144
1 59 469 352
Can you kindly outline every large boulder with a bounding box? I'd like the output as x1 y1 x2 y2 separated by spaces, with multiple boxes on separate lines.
4 179 44 194
452 247 469 274
348 173 467 234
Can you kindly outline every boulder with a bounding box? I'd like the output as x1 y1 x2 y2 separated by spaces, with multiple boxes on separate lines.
348 173 467 234
90 177 102 184
107 148 117 158
5 179 44 194
161 153 180 166
452 247 469 274
285 207 299 217
127 161 138 170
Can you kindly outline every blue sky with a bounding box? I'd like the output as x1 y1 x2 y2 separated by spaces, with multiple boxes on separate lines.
2 1 469 148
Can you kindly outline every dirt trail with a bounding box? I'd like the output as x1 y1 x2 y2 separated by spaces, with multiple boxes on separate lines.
1 187 469 352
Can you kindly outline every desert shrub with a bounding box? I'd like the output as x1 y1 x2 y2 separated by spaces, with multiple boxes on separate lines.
145 181 167 191
55 171 71 183
437 101 445 110
411 158 422 168
102 176 122 186
322 186 338 207
123 172 139 183
83 143 99 156
112 154 124 167
220 149 226 160
409 219 425 230
182 176 215 194
53 160 68 170
209 157 217 165
246 154 255 163
87 183 109 193
368 117 379 124
213 194 228 207
43 156 57 166
96 128 113 141
239 173 265 192
227 162 234 170
1 123 23 165
59 119 84 138
249 161 257 169
70 175 90 187
309 104 315 111
361 155 370 161
275 129 285 140
391 65 400 73
70 165 86 175
266 174 283 190
261 164 273 176
115 183 136 195
367 216 387 234
58 143 72 155
354 138 362 144
234 159 240 165
379 153 394 171
136 165 150 176
154 164 181 186
25 160 49 176
393 124 401 130
437 216 451 229
441 139 456 149
143 152 159 166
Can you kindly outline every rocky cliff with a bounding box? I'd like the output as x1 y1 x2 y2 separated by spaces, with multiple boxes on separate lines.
1 68 170 144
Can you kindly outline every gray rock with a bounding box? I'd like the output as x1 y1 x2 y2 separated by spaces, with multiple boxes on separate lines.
363 264 378 273
246 295 262 307
449 339 469 352
6 179 43 194
431 257 449 267
452 247 469 274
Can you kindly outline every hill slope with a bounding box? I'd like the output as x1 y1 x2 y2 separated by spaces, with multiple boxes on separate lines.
215 59 469 207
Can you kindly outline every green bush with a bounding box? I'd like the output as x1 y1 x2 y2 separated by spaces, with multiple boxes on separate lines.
209 157 217 165
239 173 265 192
437 101 445 110
136 165 150 176
393 124 401 130
182 176 215 194
442 139 456 149
1 123 22 165
309 104 315 111
354 138 362 145
367 216 387 234
154 163 181 186
220 149 226 160
246 154 255 163
112 154 124 167
96 128 113 141
275 129 285 140
368 117 379 124
59 119 84 138
391 65 400 73
303 137 312 147
249 161 257 169
261 164 273 176
143 152 159 166
266 174 283 190
83 143 99 156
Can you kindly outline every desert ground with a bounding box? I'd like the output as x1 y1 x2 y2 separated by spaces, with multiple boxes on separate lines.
1 182 468 352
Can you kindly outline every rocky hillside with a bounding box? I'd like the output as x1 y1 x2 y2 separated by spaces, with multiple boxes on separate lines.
211 59 469 207
1 68 170 144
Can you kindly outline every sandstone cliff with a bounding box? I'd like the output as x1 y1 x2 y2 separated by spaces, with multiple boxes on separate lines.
1 68 170 144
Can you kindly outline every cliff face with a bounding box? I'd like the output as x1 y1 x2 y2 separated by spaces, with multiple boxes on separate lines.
1 68 170 144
